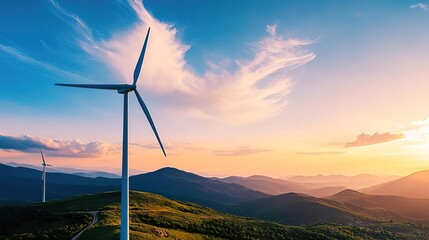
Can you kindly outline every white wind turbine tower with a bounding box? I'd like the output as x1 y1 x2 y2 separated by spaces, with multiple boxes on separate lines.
55 28 166 240
40 150 52 203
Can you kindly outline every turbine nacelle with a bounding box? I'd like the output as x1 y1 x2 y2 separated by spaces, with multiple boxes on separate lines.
117 84 136 94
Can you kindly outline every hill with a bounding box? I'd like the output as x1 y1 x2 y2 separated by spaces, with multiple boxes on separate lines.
328 189 429 223
1 191 427 240
362 170 429 199
131 167 269 209
227 192 404 226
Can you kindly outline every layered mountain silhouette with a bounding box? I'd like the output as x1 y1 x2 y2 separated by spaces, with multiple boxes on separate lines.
361 170 429 199
328 189 429 222
216 175 346 197
3 163 429 227
0 164 119 202
216 175 309 195
226 192 402 225
130 167 269 208
285 174 399 190
0 164 267 209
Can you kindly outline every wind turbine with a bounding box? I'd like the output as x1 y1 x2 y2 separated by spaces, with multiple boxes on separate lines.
55 27 166 240
40 150 52 203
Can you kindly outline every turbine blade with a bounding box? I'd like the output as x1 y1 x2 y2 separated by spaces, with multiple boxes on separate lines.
134 89 166 157
40 150 45 165
47 164 53 167
133 28 151 86
55 83 127 90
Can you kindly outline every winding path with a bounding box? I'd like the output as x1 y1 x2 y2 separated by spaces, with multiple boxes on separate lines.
71 211 99 240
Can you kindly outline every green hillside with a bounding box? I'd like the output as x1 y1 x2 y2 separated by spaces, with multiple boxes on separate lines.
1 191 428 240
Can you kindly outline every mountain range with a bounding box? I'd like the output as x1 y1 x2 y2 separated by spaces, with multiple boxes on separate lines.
362 170 429 199
2 162 429 229
328 189 429 224
0 164 268 209
216 175 346 197
284 174 400 190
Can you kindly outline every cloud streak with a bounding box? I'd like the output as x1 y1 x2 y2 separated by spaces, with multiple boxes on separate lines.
297 151 344 155
345 132 404 148
0 43 87 81
213 146 271 156
410 3 428 11
70 0 315 124
0 134 117 158
46 0 94 42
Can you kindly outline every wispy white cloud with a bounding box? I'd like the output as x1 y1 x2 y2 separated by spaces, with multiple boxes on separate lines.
46 0 94 42
0 133 117 158
266 24 277 37
410 3 428 11
48 0 315 124
0 43 87 81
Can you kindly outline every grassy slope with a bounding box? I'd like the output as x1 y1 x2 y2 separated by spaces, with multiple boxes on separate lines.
1 191 428 240
0 207 91 240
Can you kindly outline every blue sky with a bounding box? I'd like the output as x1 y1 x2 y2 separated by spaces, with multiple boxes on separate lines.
1 0 429 176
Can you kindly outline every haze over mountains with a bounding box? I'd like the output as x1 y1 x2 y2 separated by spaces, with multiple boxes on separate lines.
284 174 400 190
328 189 429 223
5 162 122 178
362 170 429 199
216 175 347 197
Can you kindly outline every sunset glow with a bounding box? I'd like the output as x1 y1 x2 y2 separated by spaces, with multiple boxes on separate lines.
1 0 429 177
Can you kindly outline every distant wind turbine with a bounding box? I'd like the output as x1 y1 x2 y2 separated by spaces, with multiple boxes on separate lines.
40 150 52 203
55 28 166 240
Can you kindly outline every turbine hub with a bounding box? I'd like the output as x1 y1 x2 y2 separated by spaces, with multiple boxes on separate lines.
117 84 135 94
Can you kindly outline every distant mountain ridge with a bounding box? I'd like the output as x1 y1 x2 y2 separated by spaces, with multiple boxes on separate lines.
4 162 121 178
0 164 268 209
216 175 346 197
131 167 269 208
285 174 400 190
362 170 429 199
328 189 429 222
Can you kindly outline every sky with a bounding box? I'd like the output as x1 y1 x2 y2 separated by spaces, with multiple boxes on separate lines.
1 0 429 177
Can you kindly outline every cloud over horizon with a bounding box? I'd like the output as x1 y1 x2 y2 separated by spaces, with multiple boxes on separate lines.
213 146 271 156
345 132 405 148
0 134 117 158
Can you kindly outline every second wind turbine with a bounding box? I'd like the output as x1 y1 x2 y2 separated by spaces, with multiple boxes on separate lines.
56 28 166 240
40 150 52 203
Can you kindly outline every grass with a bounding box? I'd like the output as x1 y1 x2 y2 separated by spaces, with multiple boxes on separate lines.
1 191 428 240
